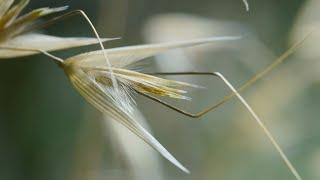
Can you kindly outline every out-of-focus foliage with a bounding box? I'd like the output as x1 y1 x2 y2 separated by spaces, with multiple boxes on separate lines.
3 0 320 180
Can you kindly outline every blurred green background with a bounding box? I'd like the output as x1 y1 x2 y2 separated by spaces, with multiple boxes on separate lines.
2 0 320 179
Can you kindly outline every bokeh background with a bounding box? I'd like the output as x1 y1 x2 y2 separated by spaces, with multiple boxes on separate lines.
1 0 320 179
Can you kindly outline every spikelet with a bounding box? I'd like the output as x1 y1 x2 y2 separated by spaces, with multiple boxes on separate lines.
62 37 239 173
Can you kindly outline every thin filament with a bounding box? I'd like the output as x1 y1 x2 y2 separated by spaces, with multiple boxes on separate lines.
214 72 302 180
